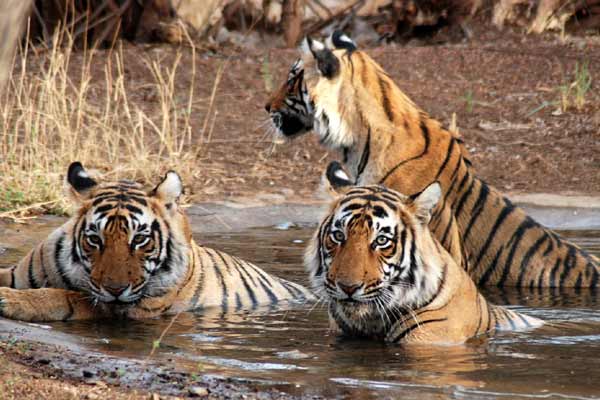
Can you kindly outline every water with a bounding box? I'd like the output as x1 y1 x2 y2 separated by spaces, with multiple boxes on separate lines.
1 219 600 399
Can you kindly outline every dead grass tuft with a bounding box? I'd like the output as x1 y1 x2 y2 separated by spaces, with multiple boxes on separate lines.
0 30 202 218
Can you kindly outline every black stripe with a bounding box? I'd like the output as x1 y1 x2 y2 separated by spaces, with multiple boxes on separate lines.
216 252 258 308
391 318 448 342
205 249 228 310
189 252 205 309
28 251 38 289
125 204 143 215
462 183 490 242
549 258 561 287
453 178 475 219
473 200 514 280
516 234 549 287
515 311 531 328
434 138 455 180
378 75 394 122
478 247 503 286
501 308 517 330
54 235 76 290
497 219 537 287
94 204 114 214
243 261 280 303
559 245 577 287
338 194 398 210
10 266 16 288
379 119 430 184
71 217 83 265
355 129 371 182
315 217 329 277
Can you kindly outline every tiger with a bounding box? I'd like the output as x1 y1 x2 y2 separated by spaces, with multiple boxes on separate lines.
306 162 542 344
266 31 599 289
0 162 313 322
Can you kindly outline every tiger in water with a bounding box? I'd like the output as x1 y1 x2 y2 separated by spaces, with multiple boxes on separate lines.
0 162 313 322
306 162 542 344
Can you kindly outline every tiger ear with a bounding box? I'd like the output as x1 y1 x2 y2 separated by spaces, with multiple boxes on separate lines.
65 162 98 204
301 36 340 79
409 182 442 224
323 161 354 198
326 30 357 52
151 171 183 205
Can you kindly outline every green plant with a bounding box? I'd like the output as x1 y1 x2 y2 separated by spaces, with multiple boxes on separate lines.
558 61 592 112
261 55 274 93
462 90 474 113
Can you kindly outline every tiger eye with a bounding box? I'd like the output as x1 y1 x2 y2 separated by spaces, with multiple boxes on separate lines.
331 230 345 243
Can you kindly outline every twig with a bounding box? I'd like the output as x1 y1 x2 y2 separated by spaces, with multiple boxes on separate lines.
0 200 59 219
143 310 183 363
304 0 366 35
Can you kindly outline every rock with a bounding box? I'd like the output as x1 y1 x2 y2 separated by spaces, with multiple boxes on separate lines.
188 386 209 397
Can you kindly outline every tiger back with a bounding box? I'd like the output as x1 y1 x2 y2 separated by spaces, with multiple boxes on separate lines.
266 31 599 289
0 162 313 322
307 163 542 344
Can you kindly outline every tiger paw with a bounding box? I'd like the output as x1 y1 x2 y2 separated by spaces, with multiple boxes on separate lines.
0 287 30 321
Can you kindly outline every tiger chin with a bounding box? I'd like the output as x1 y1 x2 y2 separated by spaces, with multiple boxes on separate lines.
306 162 542 344
0 162 313 322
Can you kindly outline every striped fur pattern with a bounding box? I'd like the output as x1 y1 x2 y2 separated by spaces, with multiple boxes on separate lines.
0 163 312 322
267 31 599 288
264 59 314 139
306 171 542 344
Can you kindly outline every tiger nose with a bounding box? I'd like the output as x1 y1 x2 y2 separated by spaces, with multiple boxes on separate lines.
264 102 271 112
338 282 361 296
104 283 129 296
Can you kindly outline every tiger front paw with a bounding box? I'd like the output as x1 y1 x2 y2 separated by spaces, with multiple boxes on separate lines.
0 287 97 322
0 287 33 321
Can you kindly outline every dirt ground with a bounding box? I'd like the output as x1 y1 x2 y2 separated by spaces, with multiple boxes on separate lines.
121 22 599 200
0 338 309 399
1 22 599 399
18 20 598 205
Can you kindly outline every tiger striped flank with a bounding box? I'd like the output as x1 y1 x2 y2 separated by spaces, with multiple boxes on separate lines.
266 31 599 289
0 162 313 322
306 166 541 344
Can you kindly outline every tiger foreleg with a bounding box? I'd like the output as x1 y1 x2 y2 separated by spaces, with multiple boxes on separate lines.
0 287 101 322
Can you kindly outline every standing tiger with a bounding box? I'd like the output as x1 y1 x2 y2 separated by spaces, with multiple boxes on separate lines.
307 162 542 344
266 31 599 289
0 162 313 322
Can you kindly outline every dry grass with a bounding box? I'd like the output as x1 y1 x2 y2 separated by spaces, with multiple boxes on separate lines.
0 28 208 218
558 61 593 112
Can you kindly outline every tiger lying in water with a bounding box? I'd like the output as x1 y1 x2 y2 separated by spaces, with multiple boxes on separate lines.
306 162 542 344
266 31 599 289
0 162 313 322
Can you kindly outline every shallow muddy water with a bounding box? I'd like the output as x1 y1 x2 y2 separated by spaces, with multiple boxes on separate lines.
1 218 600 399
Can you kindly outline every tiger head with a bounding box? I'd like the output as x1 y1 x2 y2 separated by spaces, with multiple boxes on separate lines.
306 162 444 337
264 58 314 139
65 162 192 305
264 32 360 143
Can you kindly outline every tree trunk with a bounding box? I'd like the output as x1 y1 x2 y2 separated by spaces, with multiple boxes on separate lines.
283 0 304 47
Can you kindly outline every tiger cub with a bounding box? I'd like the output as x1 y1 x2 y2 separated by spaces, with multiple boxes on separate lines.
306 162 542 344
0 162 313 322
